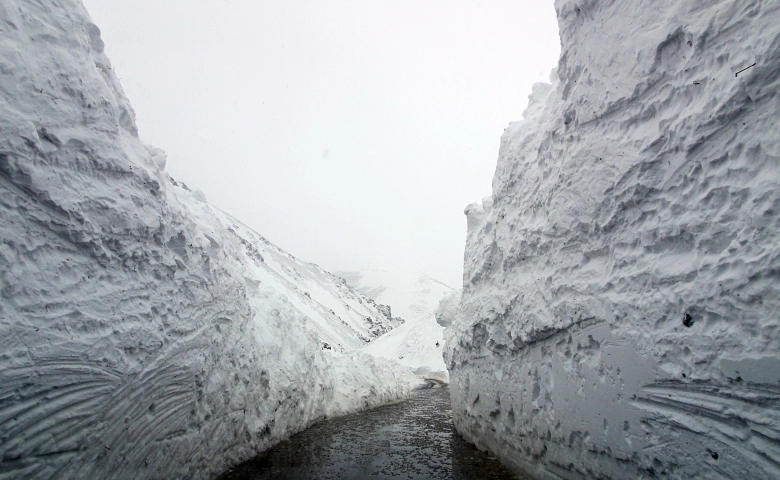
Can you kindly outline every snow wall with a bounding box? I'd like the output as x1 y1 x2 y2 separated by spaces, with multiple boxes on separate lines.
445 1 780 479
0 2 419 479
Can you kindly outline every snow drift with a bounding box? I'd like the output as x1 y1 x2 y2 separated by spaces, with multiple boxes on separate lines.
0 2 419 479
446 1 780 479
340 270 456 381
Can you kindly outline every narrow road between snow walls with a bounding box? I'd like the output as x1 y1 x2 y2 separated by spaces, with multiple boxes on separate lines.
217 386 521 480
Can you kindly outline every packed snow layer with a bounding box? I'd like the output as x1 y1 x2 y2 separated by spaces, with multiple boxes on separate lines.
340 270 456 381
0 2 420 479
446 1 780 479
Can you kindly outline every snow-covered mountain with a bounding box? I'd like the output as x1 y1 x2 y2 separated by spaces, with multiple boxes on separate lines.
339 270 456 381
0 2 419 479
338 269 454 322
444 1 780 479
219 214 403 351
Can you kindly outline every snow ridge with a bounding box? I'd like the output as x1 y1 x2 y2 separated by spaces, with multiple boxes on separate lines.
446 1 780 479
0 2 418 479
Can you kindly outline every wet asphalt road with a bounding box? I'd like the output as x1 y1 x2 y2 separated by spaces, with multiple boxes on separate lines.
217 386 521 479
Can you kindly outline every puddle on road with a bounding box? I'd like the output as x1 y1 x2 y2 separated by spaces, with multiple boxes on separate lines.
218 386 522 479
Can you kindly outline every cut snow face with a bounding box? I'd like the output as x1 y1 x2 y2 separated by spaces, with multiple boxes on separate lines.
0 2 420 479
446 1 780 479
339 270 456 382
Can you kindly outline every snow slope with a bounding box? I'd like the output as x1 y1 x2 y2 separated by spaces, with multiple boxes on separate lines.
0 2 419 479
445 1 780 479
217 213 403 351
341 270 456 380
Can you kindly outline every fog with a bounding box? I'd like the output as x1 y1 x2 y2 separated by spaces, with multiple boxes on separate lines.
82 0 560 287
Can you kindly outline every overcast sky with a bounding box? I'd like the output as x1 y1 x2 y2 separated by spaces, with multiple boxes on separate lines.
82 0 560 288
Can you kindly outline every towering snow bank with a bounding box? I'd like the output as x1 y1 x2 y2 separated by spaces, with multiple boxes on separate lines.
341 270 456 381
447 1 780 479
0 2 418 479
